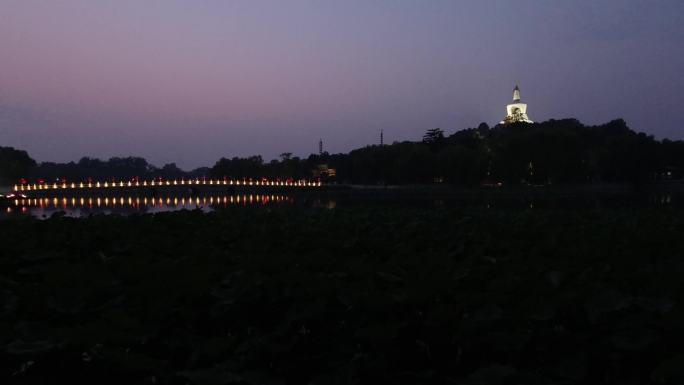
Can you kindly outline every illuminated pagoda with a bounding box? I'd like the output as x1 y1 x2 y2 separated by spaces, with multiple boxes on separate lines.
500 85 533 125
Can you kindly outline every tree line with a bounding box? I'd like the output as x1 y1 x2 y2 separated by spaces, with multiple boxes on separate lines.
0 154 208 185
1 118 683 186
211 119 684 185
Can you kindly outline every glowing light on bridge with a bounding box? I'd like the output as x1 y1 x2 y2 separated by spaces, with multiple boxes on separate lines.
13 178 322 192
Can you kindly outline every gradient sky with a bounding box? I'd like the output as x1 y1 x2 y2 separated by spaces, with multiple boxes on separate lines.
1 0 683 169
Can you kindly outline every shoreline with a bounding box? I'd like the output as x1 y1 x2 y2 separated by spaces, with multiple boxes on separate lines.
6 180 684 198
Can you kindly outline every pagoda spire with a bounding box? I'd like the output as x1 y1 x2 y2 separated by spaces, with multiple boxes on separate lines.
513 85 521 102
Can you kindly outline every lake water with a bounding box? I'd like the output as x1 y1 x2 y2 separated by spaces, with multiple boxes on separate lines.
1 194 294 219
1 188 681 219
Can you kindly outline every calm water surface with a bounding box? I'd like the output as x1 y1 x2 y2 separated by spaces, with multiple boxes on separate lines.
1 194 293 219
1 190 681 219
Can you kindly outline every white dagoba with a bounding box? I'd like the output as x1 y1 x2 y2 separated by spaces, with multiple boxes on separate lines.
500 85 533 125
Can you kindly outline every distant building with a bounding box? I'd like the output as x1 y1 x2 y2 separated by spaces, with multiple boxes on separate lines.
500 85 533 125
313 138 336 181
312 164 336 180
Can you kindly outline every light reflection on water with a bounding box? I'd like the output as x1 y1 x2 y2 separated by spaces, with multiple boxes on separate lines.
5 194 293 219
2 191 679 219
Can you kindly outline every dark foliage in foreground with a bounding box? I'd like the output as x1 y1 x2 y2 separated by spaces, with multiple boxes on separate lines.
2 207 684 384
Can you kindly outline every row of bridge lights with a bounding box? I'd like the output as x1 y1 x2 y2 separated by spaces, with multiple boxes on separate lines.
15 179 322 192
12 195 290 208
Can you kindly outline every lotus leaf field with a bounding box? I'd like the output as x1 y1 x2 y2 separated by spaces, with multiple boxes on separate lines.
1 207 684 384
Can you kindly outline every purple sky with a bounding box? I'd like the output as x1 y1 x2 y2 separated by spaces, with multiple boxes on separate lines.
1 0 683 169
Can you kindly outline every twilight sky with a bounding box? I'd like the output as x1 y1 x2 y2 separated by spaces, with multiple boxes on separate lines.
1 0 683 169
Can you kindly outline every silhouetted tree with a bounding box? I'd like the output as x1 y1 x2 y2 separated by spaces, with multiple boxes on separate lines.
0 147 36 184
423 128 445 145
158 163 185 179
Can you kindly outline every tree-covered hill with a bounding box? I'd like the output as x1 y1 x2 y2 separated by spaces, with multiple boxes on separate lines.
210 119 684 185
3 119 684 185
